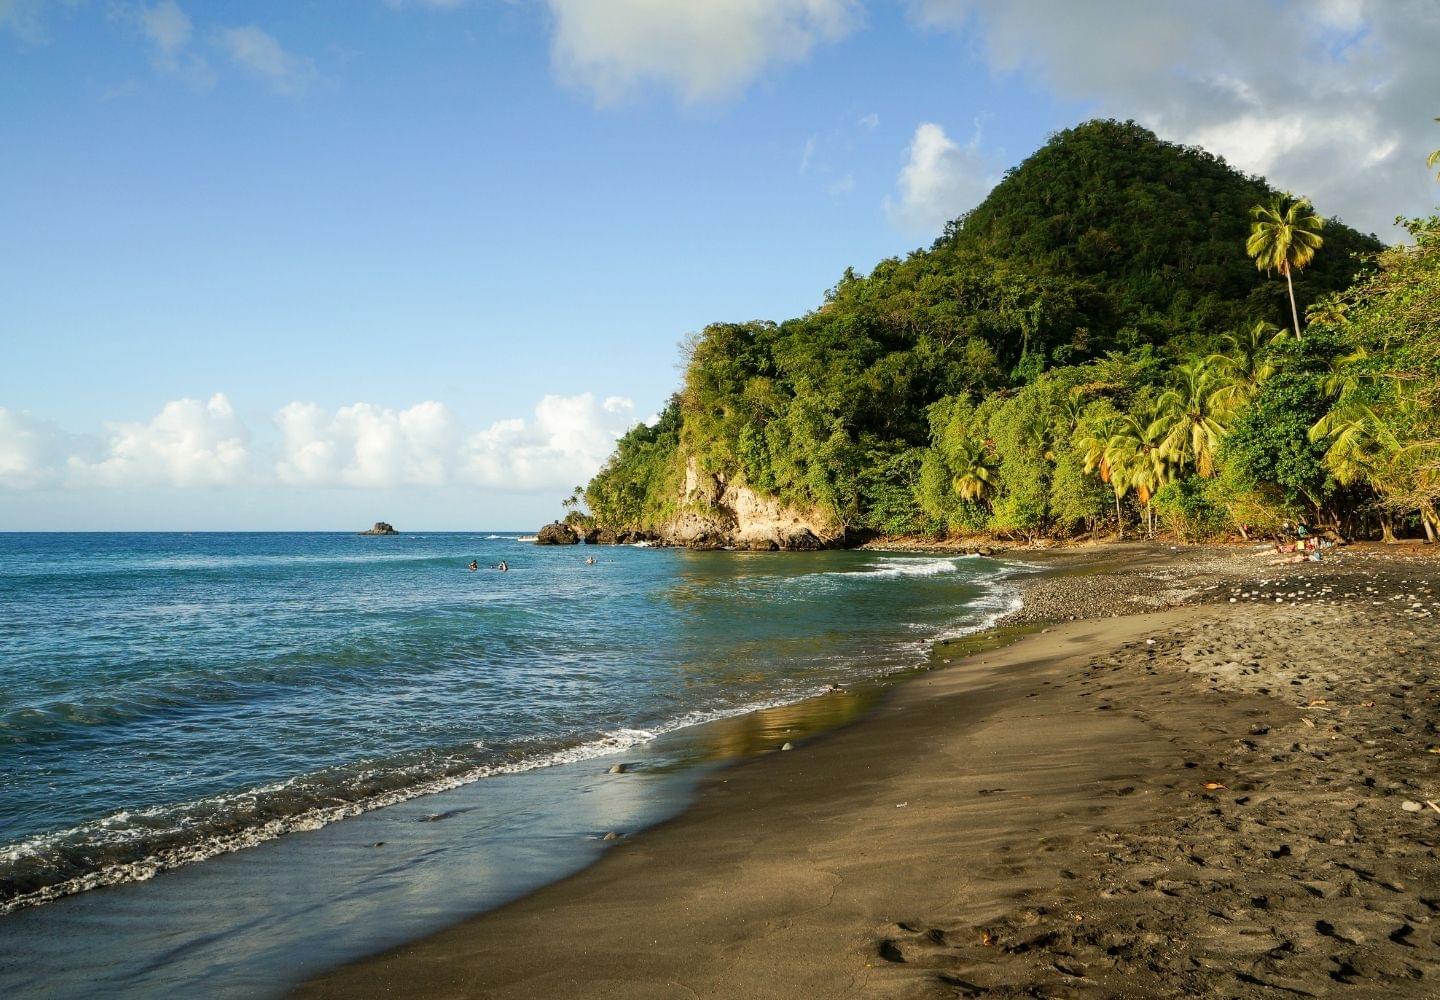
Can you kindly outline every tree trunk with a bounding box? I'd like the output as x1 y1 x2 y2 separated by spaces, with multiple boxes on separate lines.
1237 524 1249 541
1285 267 1302 340
1381 513 1397 544
1114 491 1124 541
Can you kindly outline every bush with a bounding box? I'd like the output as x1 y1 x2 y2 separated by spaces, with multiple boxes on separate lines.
1153 476 1230 541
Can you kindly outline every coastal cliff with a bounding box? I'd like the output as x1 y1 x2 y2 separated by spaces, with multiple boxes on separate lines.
656 458 840 550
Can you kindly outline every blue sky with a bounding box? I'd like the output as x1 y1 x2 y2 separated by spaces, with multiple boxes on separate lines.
2 0 1436 529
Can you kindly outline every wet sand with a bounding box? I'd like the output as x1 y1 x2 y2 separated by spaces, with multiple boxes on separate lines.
299 544 1440 998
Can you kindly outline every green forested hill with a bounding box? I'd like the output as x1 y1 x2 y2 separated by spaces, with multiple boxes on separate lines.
584 120 1439 544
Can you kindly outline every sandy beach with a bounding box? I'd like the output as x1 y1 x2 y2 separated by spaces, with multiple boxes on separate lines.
298 543 1440 998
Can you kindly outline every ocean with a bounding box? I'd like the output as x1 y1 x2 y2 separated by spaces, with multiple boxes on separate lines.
0 532 1023 995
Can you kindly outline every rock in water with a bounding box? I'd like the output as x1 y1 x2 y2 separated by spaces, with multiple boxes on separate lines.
535 521 579 545
781 742 794 751
608 763 628 774
359 522 398 536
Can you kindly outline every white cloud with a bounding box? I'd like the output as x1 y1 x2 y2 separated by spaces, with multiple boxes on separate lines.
275 400 457 488
0 0 51 42
215 24 317 95
0 407 69 489
69 393 251 488
3 391 641 494
828 172 855 195
132 1 214 86
798 134 817 173
546 0 861 105
459 393 636 491
138 0 190 56
857 112 879 130
885 121 995 234
907 0 1440 237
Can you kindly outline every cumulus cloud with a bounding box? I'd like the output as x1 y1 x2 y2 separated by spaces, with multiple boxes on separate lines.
274 394 635 492
886 121 995 234
216 24 317 95
3 392 640 494
546 0 861 105
0 407 70 489
459 393 636 491
907 0 1440 237
275 400 457 488
69 394 251 488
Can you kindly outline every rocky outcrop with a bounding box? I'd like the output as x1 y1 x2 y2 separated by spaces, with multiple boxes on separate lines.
535 521 579 545
359 522 398 535
653 458 841 551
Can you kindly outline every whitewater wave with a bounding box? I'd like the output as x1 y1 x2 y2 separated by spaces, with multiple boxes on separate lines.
0 690 826 916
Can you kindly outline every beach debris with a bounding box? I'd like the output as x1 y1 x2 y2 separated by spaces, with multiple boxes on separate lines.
608 763 629 774
1203 782 1227 791
896 801 908 808
781 741 794 751
1402 801 1423 812
370 841 385 848
981 930 996 947
1301 717 1316 728
1426 800 1440 815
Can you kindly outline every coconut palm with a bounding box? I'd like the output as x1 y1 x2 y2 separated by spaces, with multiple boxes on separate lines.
950 438 999 506
1208 320 1283 412
1246 195 1325 339
1108 401 1173 538
1429 117 1440 181
1310 402 1406 540
1074 408 1130 538
1157 358 1231 477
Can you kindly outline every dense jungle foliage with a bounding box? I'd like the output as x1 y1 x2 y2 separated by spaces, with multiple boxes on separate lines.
584 120 1440 543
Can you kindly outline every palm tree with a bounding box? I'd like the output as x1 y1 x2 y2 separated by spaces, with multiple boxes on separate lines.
1429 117 1440 181
1157 358 1231 477
1246 195 1325 339
1074 409 1130 538
1108 402 1172 538
1208 320 1283 411
950 438 999 506
1310 402 1405 541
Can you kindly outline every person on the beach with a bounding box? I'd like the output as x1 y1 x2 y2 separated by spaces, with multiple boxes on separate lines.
468 560 479 572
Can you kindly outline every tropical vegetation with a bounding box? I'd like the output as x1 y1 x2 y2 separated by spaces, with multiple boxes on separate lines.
582 120 1440 545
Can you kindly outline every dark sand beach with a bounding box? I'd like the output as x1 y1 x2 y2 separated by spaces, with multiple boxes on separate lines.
299 544 1440 998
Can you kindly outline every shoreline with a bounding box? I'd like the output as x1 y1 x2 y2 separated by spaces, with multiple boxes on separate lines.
299 542 1440 998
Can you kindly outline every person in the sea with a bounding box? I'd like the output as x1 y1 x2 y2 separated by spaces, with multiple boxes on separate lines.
497 560 508 572
468 560 479 572
585 556 596 565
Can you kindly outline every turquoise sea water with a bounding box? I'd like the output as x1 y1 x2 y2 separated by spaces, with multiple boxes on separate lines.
0 533 1020 920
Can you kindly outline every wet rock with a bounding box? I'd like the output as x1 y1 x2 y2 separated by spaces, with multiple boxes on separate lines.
536 521 579 545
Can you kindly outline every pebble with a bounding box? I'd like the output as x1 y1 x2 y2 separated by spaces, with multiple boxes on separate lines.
781 742 795 751
602 831 621 840
1402 800 1423 812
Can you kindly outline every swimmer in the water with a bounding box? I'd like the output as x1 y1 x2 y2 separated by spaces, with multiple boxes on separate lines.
585 556 596 565
468 560 479 572
497 560 508 572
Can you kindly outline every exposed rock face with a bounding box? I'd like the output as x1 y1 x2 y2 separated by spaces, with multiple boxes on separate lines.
655 458 840 551
359 522 398 535
536 521 579 545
